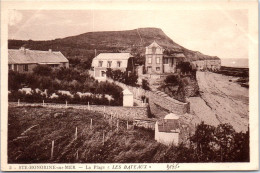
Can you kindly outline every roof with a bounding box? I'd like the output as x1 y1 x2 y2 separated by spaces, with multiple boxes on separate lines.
93 53 133 60
164 113 180 120
123 89 132 95
157 119 180 132
8 49 68 64
164 53 185 58
146 41 163 49
92 53 133 68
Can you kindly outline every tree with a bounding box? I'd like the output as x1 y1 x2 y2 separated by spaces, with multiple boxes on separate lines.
8 71 26 91
33 65 52 76
214 123 236 162
142 79 150 90
164 75 179 86
190 122 216 162
125 72 138 86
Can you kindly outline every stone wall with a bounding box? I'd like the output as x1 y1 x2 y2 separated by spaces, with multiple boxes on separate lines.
106 78 190 115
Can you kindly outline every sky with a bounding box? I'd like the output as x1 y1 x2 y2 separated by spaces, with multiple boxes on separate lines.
8 9 249 59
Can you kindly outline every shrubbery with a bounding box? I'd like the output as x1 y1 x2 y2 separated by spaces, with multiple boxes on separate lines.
8 65 123 106
141 79 150 90
189 122 249 162
106 68 138 87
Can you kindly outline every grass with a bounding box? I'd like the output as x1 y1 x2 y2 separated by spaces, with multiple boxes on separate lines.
8 105 167 163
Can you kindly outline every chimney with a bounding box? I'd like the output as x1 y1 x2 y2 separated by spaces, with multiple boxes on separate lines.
20 47 26 54
94 49 97 57
49 49 52 53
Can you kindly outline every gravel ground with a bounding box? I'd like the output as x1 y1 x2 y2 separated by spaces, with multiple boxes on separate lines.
188 71 249 132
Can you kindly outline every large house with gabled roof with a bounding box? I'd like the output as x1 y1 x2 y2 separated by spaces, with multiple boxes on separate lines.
91 53 134 81
145 41 185 74
8 47 69 73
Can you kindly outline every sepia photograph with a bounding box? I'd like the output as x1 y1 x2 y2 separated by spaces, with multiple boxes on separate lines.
1 0 258 171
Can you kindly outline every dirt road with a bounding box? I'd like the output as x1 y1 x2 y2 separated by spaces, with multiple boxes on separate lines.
188 71 249 132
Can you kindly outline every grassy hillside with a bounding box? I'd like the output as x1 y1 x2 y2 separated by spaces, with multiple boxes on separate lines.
7 105 178 163
8 28 220 68
8 105 249 163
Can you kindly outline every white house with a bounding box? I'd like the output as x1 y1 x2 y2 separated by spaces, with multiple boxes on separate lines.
91 53 134 81
155 113 180 146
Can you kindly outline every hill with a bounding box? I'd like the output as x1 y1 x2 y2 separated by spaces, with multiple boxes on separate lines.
8 27 220 68
8 105 249 163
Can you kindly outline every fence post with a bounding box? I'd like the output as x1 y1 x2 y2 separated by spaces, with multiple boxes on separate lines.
90 119 93 129
18 99 20 106
102 130 105 145
88 102 90 110
110 114 113 128
51 140 54 160
117 120 119 132
75 127 78 139
65 100 68 108
76 149 79 161
43 100 45 106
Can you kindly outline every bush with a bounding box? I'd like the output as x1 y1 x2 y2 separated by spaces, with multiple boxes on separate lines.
142 79 150 90
107 68 138 87
8 67 123 106
33 65 52 76
164 75 179 86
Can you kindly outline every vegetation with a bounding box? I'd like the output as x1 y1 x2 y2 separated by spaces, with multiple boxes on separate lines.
106 68 138 87
159 62 199 102
8 106 249 163
8 66 123 106
141 79 150 90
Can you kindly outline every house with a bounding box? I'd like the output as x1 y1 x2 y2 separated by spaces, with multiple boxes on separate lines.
91 53 134 81
8 47 69 73
155 113 180 146
191 59 221 71
145 41 185 74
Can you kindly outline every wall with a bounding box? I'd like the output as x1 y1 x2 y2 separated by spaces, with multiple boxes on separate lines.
106 78 190 115
145 54 164 74
12 63 37 73
205 60 221 70
155 122 179 146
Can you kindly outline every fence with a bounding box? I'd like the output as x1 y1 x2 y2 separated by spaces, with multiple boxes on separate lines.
9 102 148 121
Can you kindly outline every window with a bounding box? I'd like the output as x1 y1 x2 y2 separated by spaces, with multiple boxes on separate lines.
50 64 59 68
98 61 103 67
148 57 152 64
14 64 18 71
107 61 112 68
101 71 106 77
164 58 168 64
117 61 122 67
23 64 28 72
8 64 12 70
156 67 160 71
152 47 156 54
156 57 160 64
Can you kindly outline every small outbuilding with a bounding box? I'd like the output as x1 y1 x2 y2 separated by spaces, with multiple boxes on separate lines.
123 89 133 107
155 113 180 146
